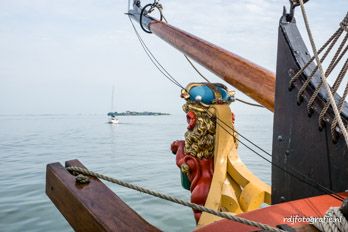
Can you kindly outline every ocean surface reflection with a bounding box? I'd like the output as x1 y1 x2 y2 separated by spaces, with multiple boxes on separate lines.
0 113 272 231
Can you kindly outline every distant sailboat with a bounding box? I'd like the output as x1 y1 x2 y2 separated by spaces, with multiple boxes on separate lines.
107 85 119 124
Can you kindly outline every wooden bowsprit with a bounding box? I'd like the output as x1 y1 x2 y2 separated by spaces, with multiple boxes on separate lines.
46 159 159 232
128 3 275 111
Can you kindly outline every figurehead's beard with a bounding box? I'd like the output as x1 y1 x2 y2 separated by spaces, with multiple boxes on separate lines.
184 115 216 159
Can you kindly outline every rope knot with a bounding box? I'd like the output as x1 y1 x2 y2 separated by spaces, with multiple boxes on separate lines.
75 174 90 184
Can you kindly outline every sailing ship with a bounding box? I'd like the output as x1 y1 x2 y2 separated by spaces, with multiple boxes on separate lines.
107 85 119 124
45 1 348 231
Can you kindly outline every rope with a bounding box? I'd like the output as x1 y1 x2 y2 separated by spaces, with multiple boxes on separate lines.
298 0 348 148
236 98 264 108
319 58 348 128
341 13 348 32
313 207 348 232
66 166 285 232
289 11 348 90
184 55 211 83
331 82 348 142
296 29 343 104
288 27 342 90
128 16 185 89
306 33 348 114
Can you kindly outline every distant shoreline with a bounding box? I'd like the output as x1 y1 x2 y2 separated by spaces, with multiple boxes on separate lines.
108 111 170 116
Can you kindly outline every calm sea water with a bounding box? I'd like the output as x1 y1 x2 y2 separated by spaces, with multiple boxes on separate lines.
0 112 272 232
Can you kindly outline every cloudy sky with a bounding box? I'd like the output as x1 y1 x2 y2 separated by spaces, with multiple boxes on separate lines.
0 0 347 114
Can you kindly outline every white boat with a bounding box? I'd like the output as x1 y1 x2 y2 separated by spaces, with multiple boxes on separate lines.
107 85 119 124
108 116 119 124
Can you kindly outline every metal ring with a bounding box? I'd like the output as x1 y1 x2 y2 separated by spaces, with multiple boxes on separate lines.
140 3 164 34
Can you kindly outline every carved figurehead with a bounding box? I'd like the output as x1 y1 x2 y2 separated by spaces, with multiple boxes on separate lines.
171 83 271 227
171 83 235 222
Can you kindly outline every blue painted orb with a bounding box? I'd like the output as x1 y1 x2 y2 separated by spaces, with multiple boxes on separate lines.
189 85 229 104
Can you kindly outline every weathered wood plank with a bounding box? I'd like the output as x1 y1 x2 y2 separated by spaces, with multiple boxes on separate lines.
46 159 160 232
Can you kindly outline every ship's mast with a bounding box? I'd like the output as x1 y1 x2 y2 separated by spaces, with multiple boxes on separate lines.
111 85 115 112
128 1 275 111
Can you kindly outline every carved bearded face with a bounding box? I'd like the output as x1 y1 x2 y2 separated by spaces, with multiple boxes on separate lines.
184 109 216 159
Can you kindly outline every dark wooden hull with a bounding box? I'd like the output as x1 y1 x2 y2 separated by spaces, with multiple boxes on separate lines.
272 12 348 204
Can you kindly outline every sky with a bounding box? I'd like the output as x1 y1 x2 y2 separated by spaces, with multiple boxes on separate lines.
0 0 347 115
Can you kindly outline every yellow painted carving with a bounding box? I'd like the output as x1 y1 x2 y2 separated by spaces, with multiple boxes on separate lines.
220 175 242 214
197 104 271 228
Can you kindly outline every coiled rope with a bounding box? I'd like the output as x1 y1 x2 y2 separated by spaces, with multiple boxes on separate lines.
313 207 348 232
66 166 285 232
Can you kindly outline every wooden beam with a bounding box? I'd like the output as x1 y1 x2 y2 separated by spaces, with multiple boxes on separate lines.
149 21 275 111
46 159 160 232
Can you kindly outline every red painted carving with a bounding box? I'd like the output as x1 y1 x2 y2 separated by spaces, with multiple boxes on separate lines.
186 111 197 130
171 140 214 223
